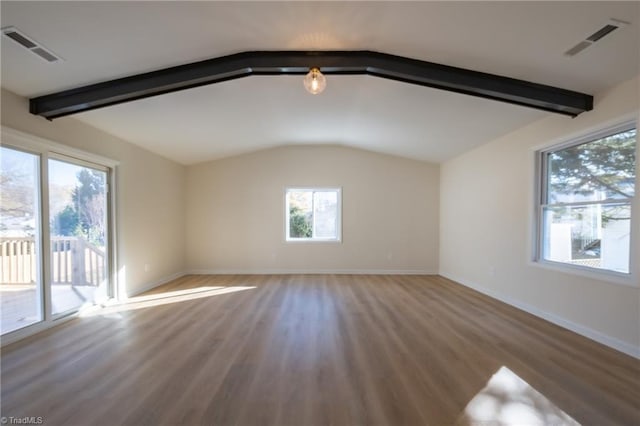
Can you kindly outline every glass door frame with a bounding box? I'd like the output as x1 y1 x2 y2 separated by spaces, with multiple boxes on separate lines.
47 153 112 320
0 144 45 334
1 127 118 345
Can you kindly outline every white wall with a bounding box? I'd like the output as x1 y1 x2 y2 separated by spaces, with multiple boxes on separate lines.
1 88 186 296
440 75 640 357
186 145 439 273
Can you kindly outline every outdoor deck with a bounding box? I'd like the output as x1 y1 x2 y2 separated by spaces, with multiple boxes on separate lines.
1 283 101 334
1 237 106 335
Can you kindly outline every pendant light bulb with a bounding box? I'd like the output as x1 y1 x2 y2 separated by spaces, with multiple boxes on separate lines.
303 67 326 95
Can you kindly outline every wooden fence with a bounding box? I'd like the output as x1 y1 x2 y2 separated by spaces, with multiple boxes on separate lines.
0 238 36 284
0 237 105 286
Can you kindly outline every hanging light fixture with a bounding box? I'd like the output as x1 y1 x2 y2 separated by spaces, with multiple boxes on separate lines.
303 67 326 94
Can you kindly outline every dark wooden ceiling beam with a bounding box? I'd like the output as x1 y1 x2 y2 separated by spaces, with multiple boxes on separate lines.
29 51 593 119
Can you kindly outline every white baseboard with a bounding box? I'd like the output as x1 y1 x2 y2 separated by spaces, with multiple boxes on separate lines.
187 268 438 275
127 271 188 297
440 272 640 359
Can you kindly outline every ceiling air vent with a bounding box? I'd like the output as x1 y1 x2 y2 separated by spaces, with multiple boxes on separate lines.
2 26 62 63
564 18 630 57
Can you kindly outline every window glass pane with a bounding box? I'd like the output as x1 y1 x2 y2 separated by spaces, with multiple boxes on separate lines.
313 191 338 239
286 188 340 241
49 159 109 315
288 190 312 238
542 203 631 273
0 146 42 334
547 129 636 203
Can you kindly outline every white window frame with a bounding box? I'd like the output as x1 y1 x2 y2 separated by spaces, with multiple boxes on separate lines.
0 126 119 345
535 121 637 286
285 187 342 242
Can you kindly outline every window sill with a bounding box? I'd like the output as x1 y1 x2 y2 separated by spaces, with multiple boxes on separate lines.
285 238 342 244
531 259 638 288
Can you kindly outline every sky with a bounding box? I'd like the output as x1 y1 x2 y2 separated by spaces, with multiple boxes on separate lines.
1 146 95 188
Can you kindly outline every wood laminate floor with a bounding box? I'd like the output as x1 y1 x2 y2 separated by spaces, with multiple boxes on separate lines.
1 275 639 425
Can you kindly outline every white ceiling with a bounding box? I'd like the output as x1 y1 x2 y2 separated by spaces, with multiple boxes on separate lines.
1 1 639 165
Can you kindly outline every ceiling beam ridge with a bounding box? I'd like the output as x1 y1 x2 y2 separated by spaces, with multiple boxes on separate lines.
29 50 593 119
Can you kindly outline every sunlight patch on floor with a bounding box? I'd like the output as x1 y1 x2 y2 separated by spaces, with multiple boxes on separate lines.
79 286 256 318
456 366 580 426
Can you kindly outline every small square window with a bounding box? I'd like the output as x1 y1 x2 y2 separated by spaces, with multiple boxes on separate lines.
285 188 341 242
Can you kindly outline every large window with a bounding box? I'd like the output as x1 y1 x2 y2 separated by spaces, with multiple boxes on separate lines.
1 128 114 340
538 125 636 274
285 188 341 242
0 147 43 334
49 157 110 315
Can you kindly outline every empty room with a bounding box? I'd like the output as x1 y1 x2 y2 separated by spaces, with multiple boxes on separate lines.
1 1 639 425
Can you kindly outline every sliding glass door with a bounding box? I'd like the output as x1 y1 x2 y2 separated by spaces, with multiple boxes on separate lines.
0 146 43 334
1 138 112 338
49 157 109 315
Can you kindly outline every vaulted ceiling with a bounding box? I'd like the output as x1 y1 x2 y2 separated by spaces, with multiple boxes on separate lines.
1 1 638 164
